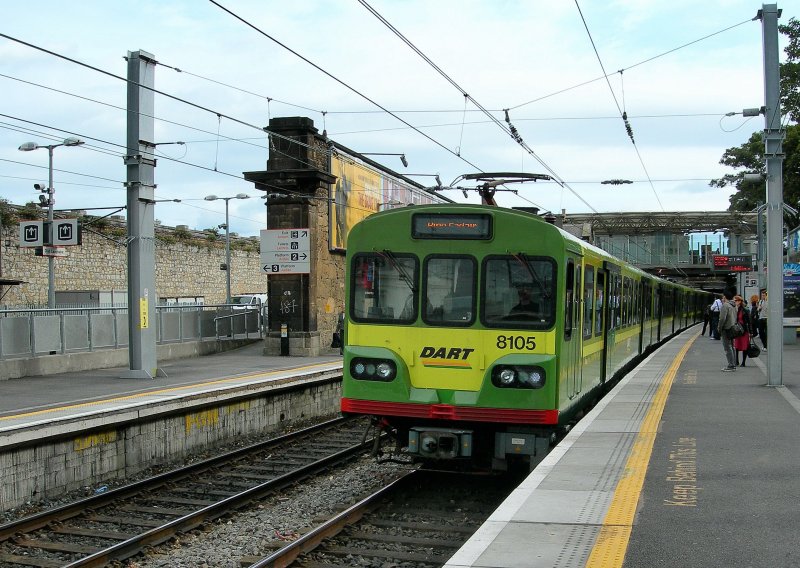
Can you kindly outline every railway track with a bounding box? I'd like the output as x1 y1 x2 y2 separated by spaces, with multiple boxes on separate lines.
248 469 518 568
0 416 374 568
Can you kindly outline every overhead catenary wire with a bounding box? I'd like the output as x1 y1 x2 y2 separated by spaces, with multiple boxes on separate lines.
2 112 413 224
573 0 664 212
207 0 487 175
508 16 753 111
357 0 597 213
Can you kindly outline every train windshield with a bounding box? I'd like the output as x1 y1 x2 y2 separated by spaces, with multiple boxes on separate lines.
482 256 556 329
350 253 417 323
423 256 476 326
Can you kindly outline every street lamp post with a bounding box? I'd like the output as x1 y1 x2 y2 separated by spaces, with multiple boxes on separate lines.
18 137 85 308
204 193 249 303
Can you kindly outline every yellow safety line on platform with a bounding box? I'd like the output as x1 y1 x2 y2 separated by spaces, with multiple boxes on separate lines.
585 332 698 567
0 362 340 422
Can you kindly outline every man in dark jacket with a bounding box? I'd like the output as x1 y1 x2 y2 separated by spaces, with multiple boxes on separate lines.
717 289 737 371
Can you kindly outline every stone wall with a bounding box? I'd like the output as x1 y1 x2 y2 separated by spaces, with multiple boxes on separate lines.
0 218 267 307
0 376 342 511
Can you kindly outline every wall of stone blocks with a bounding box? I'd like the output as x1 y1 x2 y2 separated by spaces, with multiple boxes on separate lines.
0 379 341 512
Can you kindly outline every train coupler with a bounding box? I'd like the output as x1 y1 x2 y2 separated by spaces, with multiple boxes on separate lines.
407 427 473 459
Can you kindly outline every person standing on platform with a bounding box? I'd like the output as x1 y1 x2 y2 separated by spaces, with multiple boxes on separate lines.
718 289 737 371
748 294 760 341
757 289 768 351
701 302 711 336
732 295 752 367
710 294 724 340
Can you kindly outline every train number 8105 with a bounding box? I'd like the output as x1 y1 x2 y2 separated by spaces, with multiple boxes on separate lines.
496 335 536 350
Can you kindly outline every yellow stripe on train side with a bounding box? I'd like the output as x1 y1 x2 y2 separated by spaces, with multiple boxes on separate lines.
348 324 557 391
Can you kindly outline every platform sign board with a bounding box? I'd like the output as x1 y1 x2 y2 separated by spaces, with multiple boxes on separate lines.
52 219 80 246
19 221 44 247
35 246 68 258
712 254 754 272
784 263 800 326
260 228 311 274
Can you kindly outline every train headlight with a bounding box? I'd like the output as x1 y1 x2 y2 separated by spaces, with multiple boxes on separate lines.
498 369 516 386
492 365 546 389
376 362 394 379
350 358 397 381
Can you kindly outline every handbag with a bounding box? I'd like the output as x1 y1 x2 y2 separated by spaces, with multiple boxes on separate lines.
747 340 761 358
727 322 745 339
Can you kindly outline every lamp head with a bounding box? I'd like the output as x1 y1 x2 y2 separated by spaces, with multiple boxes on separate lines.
18 142 38 152
63 137 84 147
204 195 218 201
235 193 250 199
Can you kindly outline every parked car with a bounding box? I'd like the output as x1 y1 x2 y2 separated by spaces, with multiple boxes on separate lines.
230 294 267 310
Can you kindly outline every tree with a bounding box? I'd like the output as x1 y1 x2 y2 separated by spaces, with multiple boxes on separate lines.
710 17 800 229
780 18 800 122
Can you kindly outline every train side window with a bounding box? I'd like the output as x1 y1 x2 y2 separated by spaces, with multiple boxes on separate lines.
583 265 594 339
422 256 476 326
565 260 575 340
595 271 605 336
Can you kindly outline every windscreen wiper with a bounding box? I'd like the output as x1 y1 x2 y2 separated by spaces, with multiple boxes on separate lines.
512 252 552 299
376 249 416 292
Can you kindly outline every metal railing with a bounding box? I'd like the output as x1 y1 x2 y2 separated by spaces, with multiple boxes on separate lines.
0 304 266 360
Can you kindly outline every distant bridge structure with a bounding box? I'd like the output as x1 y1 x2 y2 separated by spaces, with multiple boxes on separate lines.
557 211 761 291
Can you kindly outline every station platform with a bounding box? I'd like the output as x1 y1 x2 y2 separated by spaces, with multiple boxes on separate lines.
445 329 800 568
0 342 342 435
3 332 799 566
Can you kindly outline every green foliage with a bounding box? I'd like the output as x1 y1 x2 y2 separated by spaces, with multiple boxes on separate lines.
173 226 192 240
18 201 43 220
0 198 17 226
780 18 800 123
710 18 800 228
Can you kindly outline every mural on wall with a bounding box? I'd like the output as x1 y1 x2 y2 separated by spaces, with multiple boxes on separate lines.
328 154 443 252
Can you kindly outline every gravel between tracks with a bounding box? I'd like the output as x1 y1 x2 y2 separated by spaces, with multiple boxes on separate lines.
123 456 409 568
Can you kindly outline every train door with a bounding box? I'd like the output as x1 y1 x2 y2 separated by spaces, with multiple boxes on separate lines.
640 279 651 352
564 258 582 399
655 285 663 341
600 263 616 383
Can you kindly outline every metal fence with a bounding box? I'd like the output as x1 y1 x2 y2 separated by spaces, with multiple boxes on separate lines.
0 304 265 359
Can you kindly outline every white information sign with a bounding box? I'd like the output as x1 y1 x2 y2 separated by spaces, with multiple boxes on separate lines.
52 219 80 246
19 221 44 247
260 228 311 274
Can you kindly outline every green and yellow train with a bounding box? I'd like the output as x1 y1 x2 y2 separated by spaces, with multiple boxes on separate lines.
341 204 709 470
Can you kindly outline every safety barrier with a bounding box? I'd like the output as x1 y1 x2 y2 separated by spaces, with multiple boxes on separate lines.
0 304 265 359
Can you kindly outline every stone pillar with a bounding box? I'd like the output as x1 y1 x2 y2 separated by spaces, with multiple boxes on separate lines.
244 117 336 356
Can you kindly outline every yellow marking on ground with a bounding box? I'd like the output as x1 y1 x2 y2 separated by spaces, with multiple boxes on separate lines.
0 362 338 422
585 332 698 567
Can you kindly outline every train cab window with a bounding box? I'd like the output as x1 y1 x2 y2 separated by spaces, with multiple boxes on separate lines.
583 266 594 339
482 255 556 329
350 253 418 324
423 256 476 326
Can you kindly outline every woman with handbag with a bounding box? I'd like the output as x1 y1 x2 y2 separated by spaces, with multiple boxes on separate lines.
732 295 751 367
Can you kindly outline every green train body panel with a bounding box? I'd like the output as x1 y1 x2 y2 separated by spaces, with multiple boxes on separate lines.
341 204 709 435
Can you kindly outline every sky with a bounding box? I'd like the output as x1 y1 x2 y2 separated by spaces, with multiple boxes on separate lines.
0 1 796 238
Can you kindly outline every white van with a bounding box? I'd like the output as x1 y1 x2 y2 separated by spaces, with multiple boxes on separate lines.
230 294 267 310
